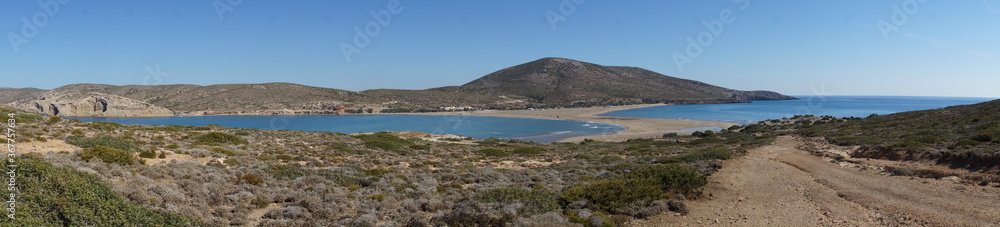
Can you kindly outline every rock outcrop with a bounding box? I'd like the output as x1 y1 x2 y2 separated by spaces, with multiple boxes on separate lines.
17 92 174 117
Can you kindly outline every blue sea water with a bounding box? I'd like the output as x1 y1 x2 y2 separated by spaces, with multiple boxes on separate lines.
68 96 995 143
69 115 625 143
600 96 997 125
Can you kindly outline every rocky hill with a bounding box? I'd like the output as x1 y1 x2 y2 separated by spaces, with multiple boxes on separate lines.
42 83 381 115
793 99 1000 174
445 58 796 106
1 58 795 116
19 92 174 117
0 87 46 103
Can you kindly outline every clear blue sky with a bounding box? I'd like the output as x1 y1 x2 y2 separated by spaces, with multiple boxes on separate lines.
2 1 998 97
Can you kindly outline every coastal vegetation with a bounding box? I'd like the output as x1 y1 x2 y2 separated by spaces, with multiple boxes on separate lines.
733 99 1000 184
792 100 999 170
2 154 201 226
5 97 994 225
0 107 769 226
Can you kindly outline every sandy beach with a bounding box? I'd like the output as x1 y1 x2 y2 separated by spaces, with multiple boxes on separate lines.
404 104 735 143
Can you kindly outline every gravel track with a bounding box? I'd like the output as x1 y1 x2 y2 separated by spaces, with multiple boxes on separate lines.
631 136 1000 226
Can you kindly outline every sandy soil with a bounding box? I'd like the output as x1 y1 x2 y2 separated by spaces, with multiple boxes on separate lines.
401 105 734 143
17 139 79 154
18 139 208 165
631 136 1000 226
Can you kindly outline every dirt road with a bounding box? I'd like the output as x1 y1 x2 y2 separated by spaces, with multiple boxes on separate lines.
631 136 1000 226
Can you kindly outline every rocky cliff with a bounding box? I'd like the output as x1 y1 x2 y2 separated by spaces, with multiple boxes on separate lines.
17 92 174 117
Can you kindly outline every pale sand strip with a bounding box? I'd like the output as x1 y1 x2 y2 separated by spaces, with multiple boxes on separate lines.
397 104 735 143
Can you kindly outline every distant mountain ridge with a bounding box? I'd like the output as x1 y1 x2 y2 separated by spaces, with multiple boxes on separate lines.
445 57 795 106
0 57 795 116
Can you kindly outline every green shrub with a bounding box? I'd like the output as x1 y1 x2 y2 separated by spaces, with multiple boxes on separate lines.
234 130 252 136
477 148 510 157
328 142 363 154
363 168 394 177
367 194 387 201
66 136 140 152
46 116 62 124
275 154 294 161
13 113 44 123
267 165 309 180
193 132 247 145
0 155 201 226
238 174 265 185
916 135 946 144
474 187 561 214
692 130 714 138
741 124 766 133
138 151 157 159
657 149 731 163
352 132 413 152
561 178 663 212
88 121 124 131
627 164 707 196
70 129 85 137
950 140 981 149
77 146 138 166
662 133 680 138
687 136 725 145
211 147 239 156
511 146 546 155
250 198 269 209
165 144 180 149
320 170 372 187
224 158 240 166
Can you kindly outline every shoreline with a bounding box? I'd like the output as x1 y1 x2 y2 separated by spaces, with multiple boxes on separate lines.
393 104 736 143
59 104 736 143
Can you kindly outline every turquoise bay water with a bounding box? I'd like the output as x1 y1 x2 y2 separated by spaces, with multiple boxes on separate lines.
70 115 625 143
601 96 997 124
70 96 995 143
